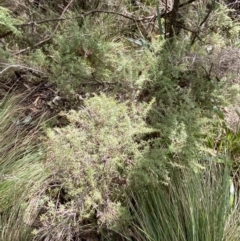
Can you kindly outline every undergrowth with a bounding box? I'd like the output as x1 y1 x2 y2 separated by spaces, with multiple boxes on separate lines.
0 95 48 241
128 162 240 241
30 94 153 240
0 1 240 240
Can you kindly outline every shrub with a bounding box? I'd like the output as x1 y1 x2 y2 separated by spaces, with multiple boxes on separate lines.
0 6 21 36
32 94 153 240
35 15 153 101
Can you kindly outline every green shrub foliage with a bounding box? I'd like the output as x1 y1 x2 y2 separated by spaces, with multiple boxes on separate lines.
34 94 152 240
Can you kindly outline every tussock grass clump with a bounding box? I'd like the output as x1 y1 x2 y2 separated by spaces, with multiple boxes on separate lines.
0 95 48 241
129 163 240 241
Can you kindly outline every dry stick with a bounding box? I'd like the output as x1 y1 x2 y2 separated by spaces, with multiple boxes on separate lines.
16 11 155 28
199 2 215 27
190 1 215 45
178 24 204 44
53 0 75 33
0 63 44 75
15 9 156 55
15 36 51 55
84 9 136 21
13 0 204 54
17 0 196 29
9 1 198 44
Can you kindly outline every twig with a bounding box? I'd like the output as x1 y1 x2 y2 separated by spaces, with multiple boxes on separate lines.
199 1 215 27
0 63 44 75
17 18 68 27
191 1 215 45
83 9 136 21
14 7 156 55
16 10 156 28
15 36 51 55
53 0 74 33
201 63 213 80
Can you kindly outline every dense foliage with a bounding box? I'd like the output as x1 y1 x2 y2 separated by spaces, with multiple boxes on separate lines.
0 0 240 240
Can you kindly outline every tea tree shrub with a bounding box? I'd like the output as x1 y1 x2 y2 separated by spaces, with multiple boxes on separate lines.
33 94 153 240
32 16 152 101
0 6 21 36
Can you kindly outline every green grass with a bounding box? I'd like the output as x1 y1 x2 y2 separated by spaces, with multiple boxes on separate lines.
129 162 240 241
0 94 48 241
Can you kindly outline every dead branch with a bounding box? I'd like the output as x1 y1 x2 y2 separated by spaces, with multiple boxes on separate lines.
16 10 155 29
191 0 216 45
15 36 52 55
53 0 75 33
0 63 44 75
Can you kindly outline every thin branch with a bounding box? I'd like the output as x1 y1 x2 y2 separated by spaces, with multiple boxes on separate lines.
8 2 199 38
199 1 215 27
53 0 74 33
0 63 44 75
15 36 51 55
191 1 215 45
16 10 155 28
83 9 136 21
17 18 68 27
14 8 156 55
